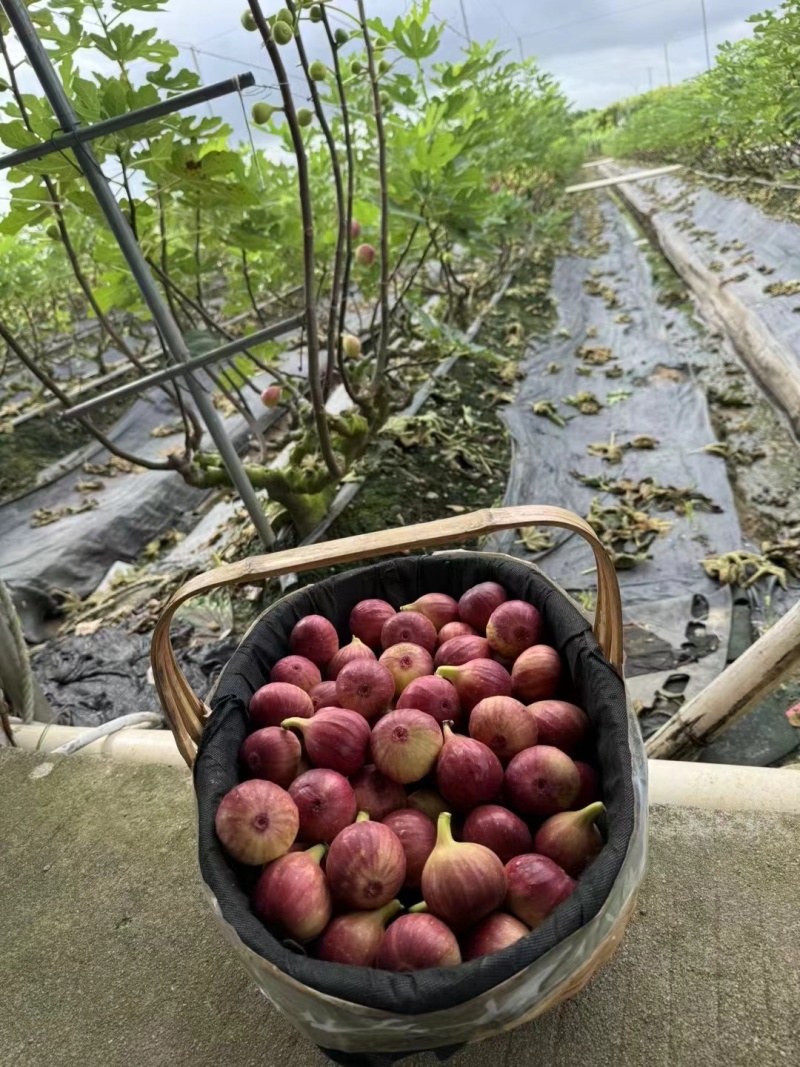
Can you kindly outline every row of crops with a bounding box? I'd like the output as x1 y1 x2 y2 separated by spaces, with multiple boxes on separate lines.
583 0 800 179
0 0 581 535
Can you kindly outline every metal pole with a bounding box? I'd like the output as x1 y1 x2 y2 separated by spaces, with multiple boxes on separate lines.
664 41 672 87
700 0 711 71
458 0 471 42
1 0 275 548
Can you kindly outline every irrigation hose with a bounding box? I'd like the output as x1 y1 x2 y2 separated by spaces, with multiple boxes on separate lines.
50 712 163 757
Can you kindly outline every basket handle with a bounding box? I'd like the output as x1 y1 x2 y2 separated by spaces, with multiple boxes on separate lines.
151 505 623 766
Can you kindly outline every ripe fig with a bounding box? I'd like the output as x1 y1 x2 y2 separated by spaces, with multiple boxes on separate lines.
355 243 376 266
505 853 576 928
381 610 437 653
249 681 314 728
462 804 533 864
376 913 461 971
396 675 461 725
400 593 459 632
421 812 507 928
351 764 407 821
436 723 503 811
253 844 331 941
240 727 302 788
533 802 605 876
434 635 491 669
317 899 403 966
350 218 361 238
511 645 562 703
308 680 340 712
574 761 600 808
458 582 507 632
289 615 339 670
260 383 282 406
350 598 396 649
342 333 362 359
379 642 434 697
435 658 512 713
528 699 590 754
326 813 407 909
437 620 477 646
289 768 356 843
282 709 370 777
326 636 376 680
336 658 395 720
383 808 437 887
486 600 543 659
463 912 529 960
407 789 450 823
468 695 538 762
371 709 443 783
505 745 580 816
215 780 299 865
270 655 322 693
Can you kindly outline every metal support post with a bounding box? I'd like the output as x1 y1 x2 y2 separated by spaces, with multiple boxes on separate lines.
1 0 275 548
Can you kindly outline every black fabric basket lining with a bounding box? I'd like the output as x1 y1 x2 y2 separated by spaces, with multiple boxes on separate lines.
196 553 633 1016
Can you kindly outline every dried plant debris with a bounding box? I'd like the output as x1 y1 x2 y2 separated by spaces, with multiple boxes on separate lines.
586 498 672 569
74 479 104 494
577 345 614 365
545 362 561 375
583 278 620 309
606 389 632 405
515 527 556 553
572 473 721 516
564 391 602 415
150 423 185 439
587 434 625 464
585 325 598 339
83 456 142 477
31 499 99 527
604 365 624 379
700 442 766 465
764 280 800 297
701 541 800 589
708 383 752 408
614 313 632 325
532 400 566 427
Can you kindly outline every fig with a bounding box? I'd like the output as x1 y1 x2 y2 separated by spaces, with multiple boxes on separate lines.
253 844 331 941
335 27 349 46
289 768 356 843
376 913 461 971
351 764 407 821
400 593 459 632
336 658 395 720
421 812 507 928
437 621 477 646
458 582 507 632
371 709 443 783
259 383 282 405
486 600 543 659
326 636 376 680
350 598 396 649
309 60 327 81
355 243 376 266
297 107 313 127
350 60 364 76
468 695 538 762
379 643 434 697
308 680 340 712
505 854 576 928
215 780 299 865
396 675 461 725
282 709 370 777
528 700 590 754
317 899 403 966
289 615 339 669
272 19 293 45
240 727 302 788
436 723 504 811
407 789 450 823
350 218 361 238
574 761 600 808
463 912 529 960
511 645 562 703
309 4 323 23
435 658 512 713
505 746 580 816
241 9 257 31
342 333 362 359
381 611 437 653
249 681 314 728
534 802 605 876
433 635 491 669
326 813 407 909
270 656 322 693
383 808 437 887
462 804 533 864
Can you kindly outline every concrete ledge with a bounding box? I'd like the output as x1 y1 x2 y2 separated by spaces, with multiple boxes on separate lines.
2 749 798 1067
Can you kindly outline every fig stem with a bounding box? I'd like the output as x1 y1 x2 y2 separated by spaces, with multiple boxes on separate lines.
280 717 309 732
408 901 428 913
436 810 455 847
578 801 606 824
356 810 370 823
305 844 327 865
442 722 455 740
435 666 458 681
377 899 404 924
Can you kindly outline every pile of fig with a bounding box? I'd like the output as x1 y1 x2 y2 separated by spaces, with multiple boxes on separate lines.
215 582 605 971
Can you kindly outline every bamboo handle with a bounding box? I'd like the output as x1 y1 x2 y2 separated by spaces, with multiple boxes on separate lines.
151 505 623 766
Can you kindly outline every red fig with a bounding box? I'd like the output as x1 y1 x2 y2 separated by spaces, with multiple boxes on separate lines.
436 723 503 811
260 385 282 407
433 635 491 669
215 780 299 865
289 615 339 669
351 764 407 821
326 813 407 909
505 745 580 816
463 912 529 960
407 789 450 822
270 656 322 693
371 709 443 783
350 218 361 239
462 804 533 864
350 599 396 649
355 242 376 267
381 611 437 653
382 808 437 887
511 645 562 703
376 913 461 971
249 681 314 728
435 658 512 713
458 582 507 632
574 761 600 808
240 727 302 788
317 899 403 966
253 844 331 941
309 681 340 712
437 621 477 646
468 696 538 762
396 675 462 725
486 600 543 659
528 700 590 754
534 802 605 876
421 812 507 928
379 642 434 697
325 636 375 680
289 769 356 843
336 658 395 720
400 593 459 632
282 709 370 776
505 854 576 928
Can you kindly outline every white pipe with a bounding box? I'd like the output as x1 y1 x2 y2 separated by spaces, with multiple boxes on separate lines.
50 712 162 756
12 721 186 766
565 164 683 194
